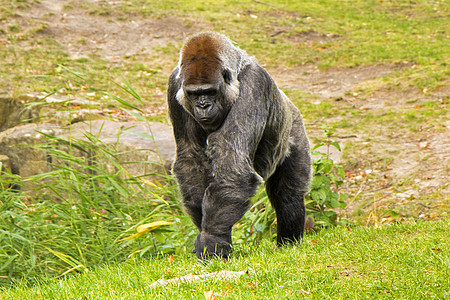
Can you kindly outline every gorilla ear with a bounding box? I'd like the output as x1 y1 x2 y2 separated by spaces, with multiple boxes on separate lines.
222 69 232 85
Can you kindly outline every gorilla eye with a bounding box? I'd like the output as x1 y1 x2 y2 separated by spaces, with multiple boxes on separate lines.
205 89 217 96
222 69 232 84
186 89 216 97
186 90 195 97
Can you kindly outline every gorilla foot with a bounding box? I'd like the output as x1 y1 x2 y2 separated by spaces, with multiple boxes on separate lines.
194 232 231 260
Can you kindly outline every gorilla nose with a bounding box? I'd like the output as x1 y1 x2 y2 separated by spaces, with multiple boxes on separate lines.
195 104 214 122
196 103 213 116
198 102 211 110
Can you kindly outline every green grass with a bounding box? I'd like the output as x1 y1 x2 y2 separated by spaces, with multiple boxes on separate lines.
1 219 448 299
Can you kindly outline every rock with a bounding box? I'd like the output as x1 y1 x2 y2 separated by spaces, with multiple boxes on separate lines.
0 154 11 172
19 93 108 126
0 92 109 133
0 154 14 189
0 120 176 191
0 94 39 132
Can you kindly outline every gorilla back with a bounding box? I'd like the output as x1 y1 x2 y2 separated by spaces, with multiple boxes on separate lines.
167 32 311 260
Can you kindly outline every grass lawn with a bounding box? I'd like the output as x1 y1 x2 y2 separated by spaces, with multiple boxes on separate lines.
1 219 448 299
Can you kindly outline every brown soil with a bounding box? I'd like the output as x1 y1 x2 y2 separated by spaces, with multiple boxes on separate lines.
13 0 198 60
4 0 449 221
273 64 406 100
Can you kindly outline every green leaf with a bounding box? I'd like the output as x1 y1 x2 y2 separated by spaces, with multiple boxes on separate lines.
311 150 327 157
310 190 321 201
319 174 331 186
329 174 343 186
317 189 327 202
0 254 18 272
336 166 346 178
121 78 143 104
311 174 324 189
59 65 87 80
153 232 166 243
329 141 341 151
318 158 333 174
125 131 154 140
328 197 341 209
104 92 143 112
120 107 148 121
312 142 326 151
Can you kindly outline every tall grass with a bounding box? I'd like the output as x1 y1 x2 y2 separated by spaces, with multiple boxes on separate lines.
0 128 197 286
0 72 198 286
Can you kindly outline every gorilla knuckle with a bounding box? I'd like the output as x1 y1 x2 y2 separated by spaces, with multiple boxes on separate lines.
195 232 232 260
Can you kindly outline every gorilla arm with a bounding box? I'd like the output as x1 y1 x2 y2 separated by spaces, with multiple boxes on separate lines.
168 71 210 230
195 64 271 258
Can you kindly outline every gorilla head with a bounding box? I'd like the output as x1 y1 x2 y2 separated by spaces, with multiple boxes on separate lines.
175 33 241 131
168 32 311 260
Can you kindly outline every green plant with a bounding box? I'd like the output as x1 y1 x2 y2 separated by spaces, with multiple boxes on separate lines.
307 124 348 226
233 187 276 245
0 129 196 286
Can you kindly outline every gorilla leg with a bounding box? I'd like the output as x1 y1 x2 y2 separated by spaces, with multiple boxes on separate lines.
265 141 311 245
172 149 209 230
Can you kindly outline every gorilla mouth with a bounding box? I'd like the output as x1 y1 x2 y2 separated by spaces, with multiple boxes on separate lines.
199 118 217 128
198 115 221 131
200 117 214 123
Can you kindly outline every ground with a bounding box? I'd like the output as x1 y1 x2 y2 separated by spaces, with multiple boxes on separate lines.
0 0 448 223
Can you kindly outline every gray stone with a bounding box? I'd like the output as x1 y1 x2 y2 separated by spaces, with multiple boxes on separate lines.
0 94 38 132
0 120 176 190
0 92 108 133
22 93 106 124
0 154 11 172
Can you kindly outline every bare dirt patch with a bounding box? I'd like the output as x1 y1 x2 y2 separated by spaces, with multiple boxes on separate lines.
46 14 192 60
272 63 410 100
11 0 198 60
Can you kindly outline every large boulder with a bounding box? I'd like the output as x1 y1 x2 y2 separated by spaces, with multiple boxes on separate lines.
0 92 108 133
0 120 176 190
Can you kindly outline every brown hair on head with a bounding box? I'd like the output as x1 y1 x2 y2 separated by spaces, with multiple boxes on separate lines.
181 33 222 85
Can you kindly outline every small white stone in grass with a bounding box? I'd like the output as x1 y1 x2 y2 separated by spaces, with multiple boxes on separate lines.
148 270 246 288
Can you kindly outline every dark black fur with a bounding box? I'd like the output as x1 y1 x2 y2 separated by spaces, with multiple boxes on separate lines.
168 32 311 259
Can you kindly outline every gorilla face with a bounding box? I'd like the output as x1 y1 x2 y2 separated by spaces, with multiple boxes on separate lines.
178 69 237 132
184 82 224 131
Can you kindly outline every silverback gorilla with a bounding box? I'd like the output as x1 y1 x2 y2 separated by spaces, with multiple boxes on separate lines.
167 32 311 260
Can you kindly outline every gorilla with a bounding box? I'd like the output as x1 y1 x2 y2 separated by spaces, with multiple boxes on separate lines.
167 32 311 260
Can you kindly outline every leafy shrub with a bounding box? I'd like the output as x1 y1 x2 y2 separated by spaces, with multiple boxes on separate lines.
307 124 348 226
